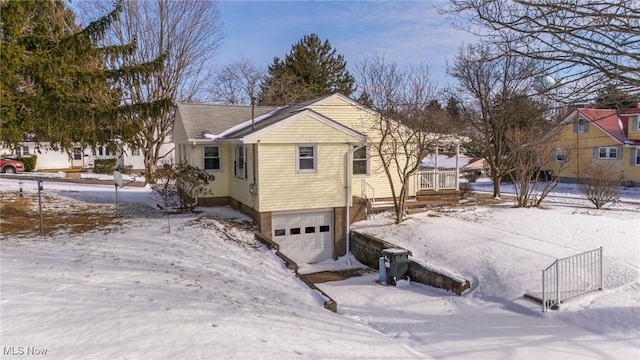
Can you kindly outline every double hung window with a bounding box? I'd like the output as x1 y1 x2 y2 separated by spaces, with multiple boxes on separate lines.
204 146 221 170
297 144 317 172
353 146 369 175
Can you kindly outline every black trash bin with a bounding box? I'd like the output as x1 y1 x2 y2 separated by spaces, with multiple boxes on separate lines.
382 248 409 285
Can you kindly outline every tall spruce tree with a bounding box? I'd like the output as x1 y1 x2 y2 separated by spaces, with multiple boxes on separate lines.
0 0 168 153
594 84 637 110
259 34 355 105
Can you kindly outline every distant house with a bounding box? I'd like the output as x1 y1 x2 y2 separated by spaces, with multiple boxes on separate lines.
2 135 173 172
421 152 487 181
550 105 640 186
173 93 460 264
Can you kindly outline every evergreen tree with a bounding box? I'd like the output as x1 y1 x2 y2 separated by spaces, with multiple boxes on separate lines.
0 0 168 152
594 84 637 109
357 90 374 108
259 34 355 105
445 96 461 120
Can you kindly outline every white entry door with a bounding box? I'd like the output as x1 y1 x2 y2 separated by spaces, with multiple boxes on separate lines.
272 210 333 264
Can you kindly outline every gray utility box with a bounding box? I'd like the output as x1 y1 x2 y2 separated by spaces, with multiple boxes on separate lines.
382 248 409 285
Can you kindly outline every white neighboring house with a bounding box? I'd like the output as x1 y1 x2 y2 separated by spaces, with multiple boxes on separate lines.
3 136 174 172
421 151 487 181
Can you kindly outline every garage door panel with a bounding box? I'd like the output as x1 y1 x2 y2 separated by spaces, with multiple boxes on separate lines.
272 211 333 264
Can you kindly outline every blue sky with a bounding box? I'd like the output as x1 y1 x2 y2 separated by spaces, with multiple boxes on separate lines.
216 0 476 88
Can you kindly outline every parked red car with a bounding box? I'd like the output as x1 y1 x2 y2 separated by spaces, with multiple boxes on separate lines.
0 159 25 173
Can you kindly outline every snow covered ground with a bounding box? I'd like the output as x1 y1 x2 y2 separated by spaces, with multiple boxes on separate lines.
1 176 639 359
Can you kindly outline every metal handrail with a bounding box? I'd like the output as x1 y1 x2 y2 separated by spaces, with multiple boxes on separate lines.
542 247 603 312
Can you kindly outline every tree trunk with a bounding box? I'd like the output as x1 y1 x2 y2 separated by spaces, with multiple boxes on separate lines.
493 175 502 198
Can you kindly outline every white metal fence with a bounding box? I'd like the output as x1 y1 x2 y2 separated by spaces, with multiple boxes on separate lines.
542 247 603 312
417 170 458 191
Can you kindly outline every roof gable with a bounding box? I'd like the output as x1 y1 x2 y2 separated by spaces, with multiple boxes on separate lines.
241 109 366 143
577 108 627 144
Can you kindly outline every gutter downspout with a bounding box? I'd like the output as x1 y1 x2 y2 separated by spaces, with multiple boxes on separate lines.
345 143 366 261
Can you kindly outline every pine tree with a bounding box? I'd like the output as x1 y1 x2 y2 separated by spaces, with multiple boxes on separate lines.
0 0 168 152
594 84 636 110
259 34 355 105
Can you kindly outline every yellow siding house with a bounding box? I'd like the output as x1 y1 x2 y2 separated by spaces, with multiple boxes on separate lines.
173 94 441 264
552 106 640 185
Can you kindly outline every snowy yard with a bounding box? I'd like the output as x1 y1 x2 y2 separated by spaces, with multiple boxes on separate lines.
1 176 639 359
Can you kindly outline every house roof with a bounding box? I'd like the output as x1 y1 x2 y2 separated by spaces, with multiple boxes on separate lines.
176 94 367 143
576 108 630 145
176 103 278 139
223 95 332 139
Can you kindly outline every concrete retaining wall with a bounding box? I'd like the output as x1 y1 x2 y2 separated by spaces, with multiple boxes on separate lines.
350 230 470 295
254 233 337 312
349 231 412 269
408 259 470 295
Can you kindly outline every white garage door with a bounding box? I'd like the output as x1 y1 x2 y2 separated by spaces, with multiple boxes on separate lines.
272 210 333 264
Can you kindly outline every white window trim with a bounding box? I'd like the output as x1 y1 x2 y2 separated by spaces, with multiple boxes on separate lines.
597 146 618 159
634 147 640 166
296 144 317 173
203 145 221 171
353 145 369 176
576 118 586 133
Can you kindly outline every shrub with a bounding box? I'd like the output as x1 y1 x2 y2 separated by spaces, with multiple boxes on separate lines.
155 160 215 211
16 155 37 172
94 158 117 174
579 163 623 209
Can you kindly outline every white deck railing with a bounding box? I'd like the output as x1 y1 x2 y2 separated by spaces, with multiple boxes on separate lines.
416 170 458 191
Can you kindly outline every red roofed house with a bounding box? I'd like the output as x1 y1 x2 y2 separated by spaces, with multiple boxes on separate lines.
550 104 640 186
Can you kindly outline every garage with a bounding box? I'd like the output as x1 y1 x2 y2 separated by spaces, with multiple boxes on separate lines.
271 210 333 264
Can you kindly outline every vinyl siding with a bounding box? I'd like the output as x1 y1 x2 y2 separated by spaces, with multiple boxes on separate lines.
192 143 232 197
557 115 639 183
255 114 361 144
257 142 349 212
622 146 640 182
230 144 257 208
309 96 416 198
626 115 640 141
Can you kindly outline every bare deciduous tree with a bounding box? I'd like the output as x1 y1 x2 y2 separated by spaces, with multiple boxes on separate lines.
210 59 264 105
445 0 640 102
580 162 623 209
356 55 453 224
78 0 224 182
448 44 548 198
506 124 567 208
